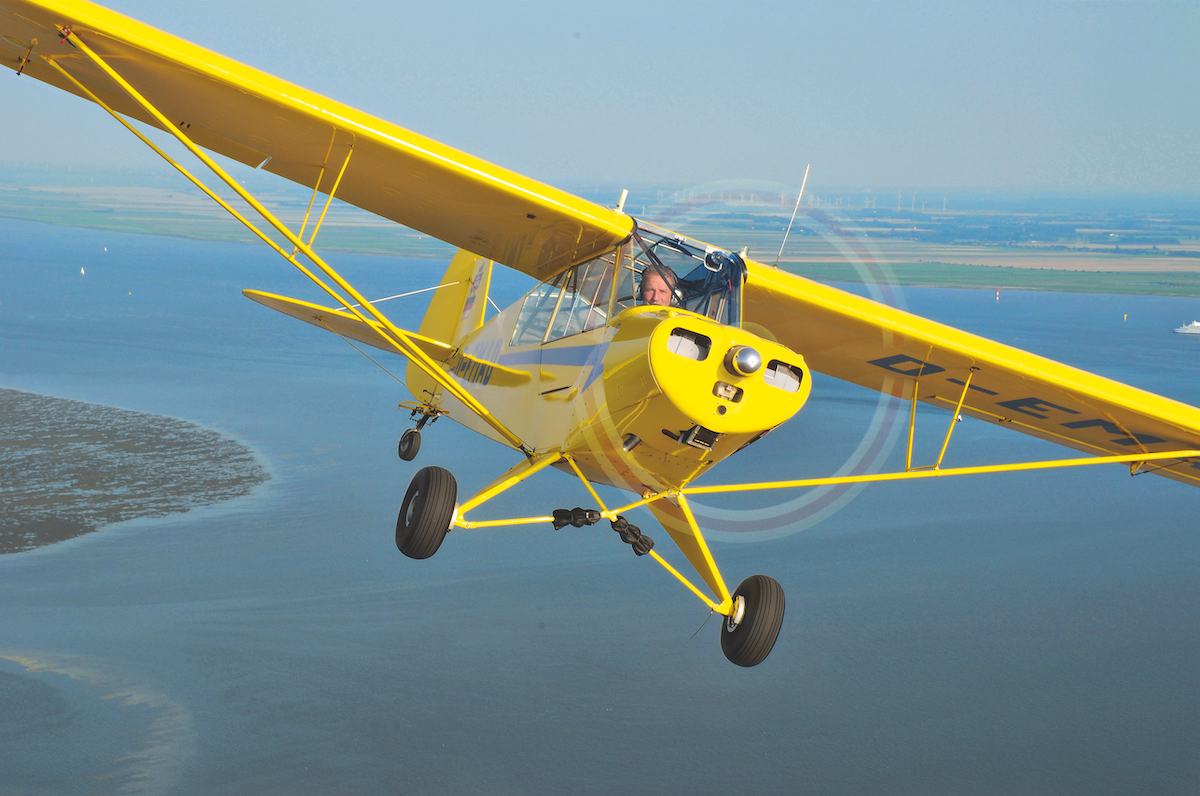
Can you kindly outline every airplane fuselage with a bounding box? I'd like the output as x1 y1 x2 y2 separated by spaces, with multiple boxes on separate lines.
429 300 812 495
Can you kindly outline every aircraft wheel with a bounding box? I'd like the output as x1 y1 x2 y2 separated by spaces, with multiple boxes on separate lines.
398 428 421 461
720 574 785 667
395 466 457 559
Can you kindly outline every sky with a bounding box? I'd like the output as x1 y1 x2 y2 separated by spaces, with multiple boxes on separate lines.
2 0 1199 193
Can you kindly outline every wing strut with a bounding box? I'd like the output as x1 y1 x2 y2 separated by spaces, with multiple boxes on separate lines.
907 366 977 472
50 28 531 455
681 448 1200 495
294 130 352 254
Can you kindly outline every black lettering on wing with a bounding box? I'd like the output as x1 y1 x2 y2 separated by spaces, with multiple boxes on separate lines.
868 354 945 377
1061 418 1165 446
996 397 1079 420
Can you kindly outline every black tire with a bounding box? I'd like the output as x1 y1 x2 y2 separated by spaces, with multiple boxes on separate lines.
720 574 785 667
398 428 421 461
395 466 457 559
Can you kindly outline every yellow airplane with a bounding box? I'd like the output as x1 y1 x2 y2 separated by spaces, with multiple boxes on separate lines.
4 0 1199 666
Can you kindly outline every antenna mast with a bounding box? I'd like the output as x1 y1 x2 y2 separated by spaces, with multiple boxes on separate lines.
773 163 811 269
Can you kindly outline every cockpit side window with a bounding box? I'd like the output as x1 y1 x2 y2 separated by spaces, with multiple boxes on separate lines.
546 252 615 341
510 250 619 346
509 272 565 346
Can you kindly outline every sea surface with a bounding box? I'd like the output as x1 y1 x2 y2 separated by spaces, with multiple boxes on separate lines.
1 215 1197 794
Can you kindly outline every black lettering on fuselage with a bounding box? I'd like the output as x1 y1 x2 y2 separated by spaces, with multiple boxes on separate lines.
453 357 492 386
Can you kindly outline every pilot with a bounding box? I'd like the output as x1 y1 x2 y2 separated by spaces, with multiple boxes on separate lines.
639 264 677 307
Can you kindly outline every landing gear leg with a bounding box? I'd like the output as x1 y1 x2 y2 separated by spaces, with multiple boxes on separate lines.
397 405 439 462
720 574 785 667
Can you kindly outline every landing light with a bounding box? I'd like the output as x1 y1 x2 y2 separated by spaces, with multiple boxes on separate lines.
725 346 762 377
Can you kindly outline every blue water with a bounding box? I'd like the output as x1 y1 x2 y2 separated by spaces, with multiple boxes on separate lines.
1 216 1197 794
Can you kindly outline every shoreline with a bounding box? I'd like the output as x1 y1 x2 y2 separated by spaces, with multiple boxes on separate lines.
0 387 271 554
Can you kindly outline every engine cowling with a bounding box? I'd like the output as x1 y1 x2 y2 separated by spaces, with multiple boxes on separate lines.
593 309 811 482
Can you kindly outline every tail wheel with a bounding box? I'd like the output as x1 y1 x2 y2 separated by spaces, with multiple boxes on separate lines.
398 428 421 461
395 466 457 559
720 574 785 667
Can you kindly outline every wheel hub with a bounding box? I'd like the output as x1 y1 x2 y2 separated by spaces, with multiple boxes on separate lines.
726 594 746 631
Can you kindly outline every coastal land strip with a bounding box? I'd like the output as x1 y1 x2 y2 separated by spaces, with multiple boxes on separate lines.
2 180 1200 296
0 388 270 554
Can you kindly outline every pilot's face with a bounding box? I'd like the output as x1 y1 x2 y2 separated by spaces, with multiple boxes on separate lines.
640 271 672 307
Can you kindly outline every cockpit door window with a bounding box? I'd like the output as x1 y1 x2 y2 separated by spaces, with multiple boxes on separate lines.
509 250 620 346
509 272 565 346
546 252 616 341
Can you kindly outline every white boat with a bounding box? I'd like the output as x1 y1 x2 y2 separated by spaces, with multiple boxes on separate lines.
1173 321 1200 334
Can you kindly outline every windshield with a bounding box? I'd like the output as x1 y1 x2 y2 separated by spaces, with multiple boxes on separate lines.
616 221 746 327
508 222 747 346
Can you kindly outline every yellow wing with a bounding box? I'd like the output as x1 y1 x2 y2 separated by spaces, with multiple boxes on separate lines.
743 259 1200 488
7 0 1199 488
0 0 632 280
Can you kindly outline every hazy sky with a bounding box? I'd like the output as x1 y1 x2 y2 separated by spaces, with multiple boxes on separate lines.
4 0 1199 193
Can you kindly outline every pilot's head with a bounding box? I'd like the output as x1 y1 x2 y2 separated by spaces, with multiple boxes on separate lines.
639 265 677 307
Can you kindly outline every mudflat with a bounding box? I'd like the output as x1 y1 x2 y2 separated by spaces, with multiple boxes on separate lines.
0 388 269 553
